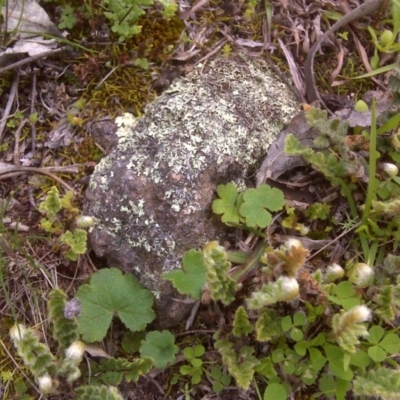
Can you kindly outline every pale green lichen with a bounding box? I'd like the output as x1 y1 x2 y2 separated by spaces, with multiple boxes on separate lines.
88 53 299 285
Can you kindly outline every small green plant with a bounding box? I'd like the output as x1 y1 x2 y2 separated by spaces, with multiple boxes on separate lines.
212 182 285 229
179 345 206 385
75 268 155 342
39 186 90 260
139 330 179 368
9 272 162 397
50 0 178 42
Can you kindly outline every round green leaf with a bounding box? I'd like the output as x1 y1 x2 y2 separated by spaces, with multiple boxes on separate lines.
210 365 222 380
180 365 194 375
349 349 371 368
301 366 318 385
220 373 231 386
140 330 178 369
191 358 203 368
213 381 224 393
281 316 293 332
283 360 295 374
291 327 304 341
294 341 308 356
191 370 202 385
293 311 307 326
368 325 385 344
379 333 400 354
263 383 287 400
76 268 155 342
368 345 387 362
193 344 205 357
272 348 285 363
183 347 194 360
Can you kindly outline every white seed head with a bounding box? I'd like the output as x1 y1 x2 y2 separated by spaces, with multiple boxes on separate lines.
348 263 374 287
278 277 299 301
9 324 28 342
348 305 372 323
38 373 53 394
326 263 345 282
381 162 399 177
65 340 86 362
76 216 94 228
285 238 303 250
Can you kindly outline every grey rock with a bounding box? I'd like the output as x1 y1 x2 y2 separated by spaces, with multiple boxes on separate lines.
84 53 299 327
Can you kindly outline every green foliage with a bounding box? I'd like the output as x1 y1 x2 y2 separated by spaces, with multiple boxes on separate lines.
162 249 206 300
281 312 307 341
326 280 362 310
180 345 205 385
38 186 88 260
374 282 400 323
75 385 124 400
139 330 178 368
76 268 155 342
48 289 79 353
91 357 153 385
203 241 237 305
103 0 153 41
56 0 178 42
365 325 400 362
212 182 242 224
58 5 77 29
255 309 282 341
59 229 87 261
304 202 331 220
213 334 260 390
9 325 56 389
353 368 400 399
233 306 254 337
212 183 285 228
239 184 285 228
209 365 231 393
263 383 287 400
39 186 62 221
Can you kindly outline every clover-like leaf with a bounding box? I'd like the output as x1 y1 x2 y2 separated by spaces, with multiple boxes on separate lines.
212 183 241 224
162 249 206 300
139 330 178 369
239 184 285 228
76 268 155 342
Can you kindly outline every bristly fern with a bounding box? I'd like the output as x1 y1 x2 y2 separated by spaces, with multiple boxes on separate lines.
213 333 260 390
203 241 237 305
48 288 79 353
75 385 124 400
233 306 254 337
353 368 400 399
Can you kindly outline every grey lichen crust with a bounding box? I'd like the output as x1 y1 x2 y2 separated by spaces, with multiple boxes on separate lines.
85 52 298 320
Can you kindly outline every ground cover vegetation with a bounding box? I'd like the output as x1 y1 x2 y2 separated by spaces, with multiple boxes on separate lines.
1 0 400 399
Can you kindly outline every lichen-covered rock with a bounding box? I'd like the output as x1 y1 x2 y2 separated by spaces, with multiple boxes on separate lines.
84 53 298 327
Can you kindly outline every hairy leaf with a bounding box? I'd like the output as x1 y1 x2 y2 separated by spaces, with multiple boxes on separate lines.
76 268 155 342
239 184 285 228
139 330 178 369
212 183 241 224
162 249 206 300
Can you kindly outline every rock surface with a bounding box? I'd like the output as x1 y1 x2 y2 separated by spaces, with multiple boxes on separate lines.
84 53 299 327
